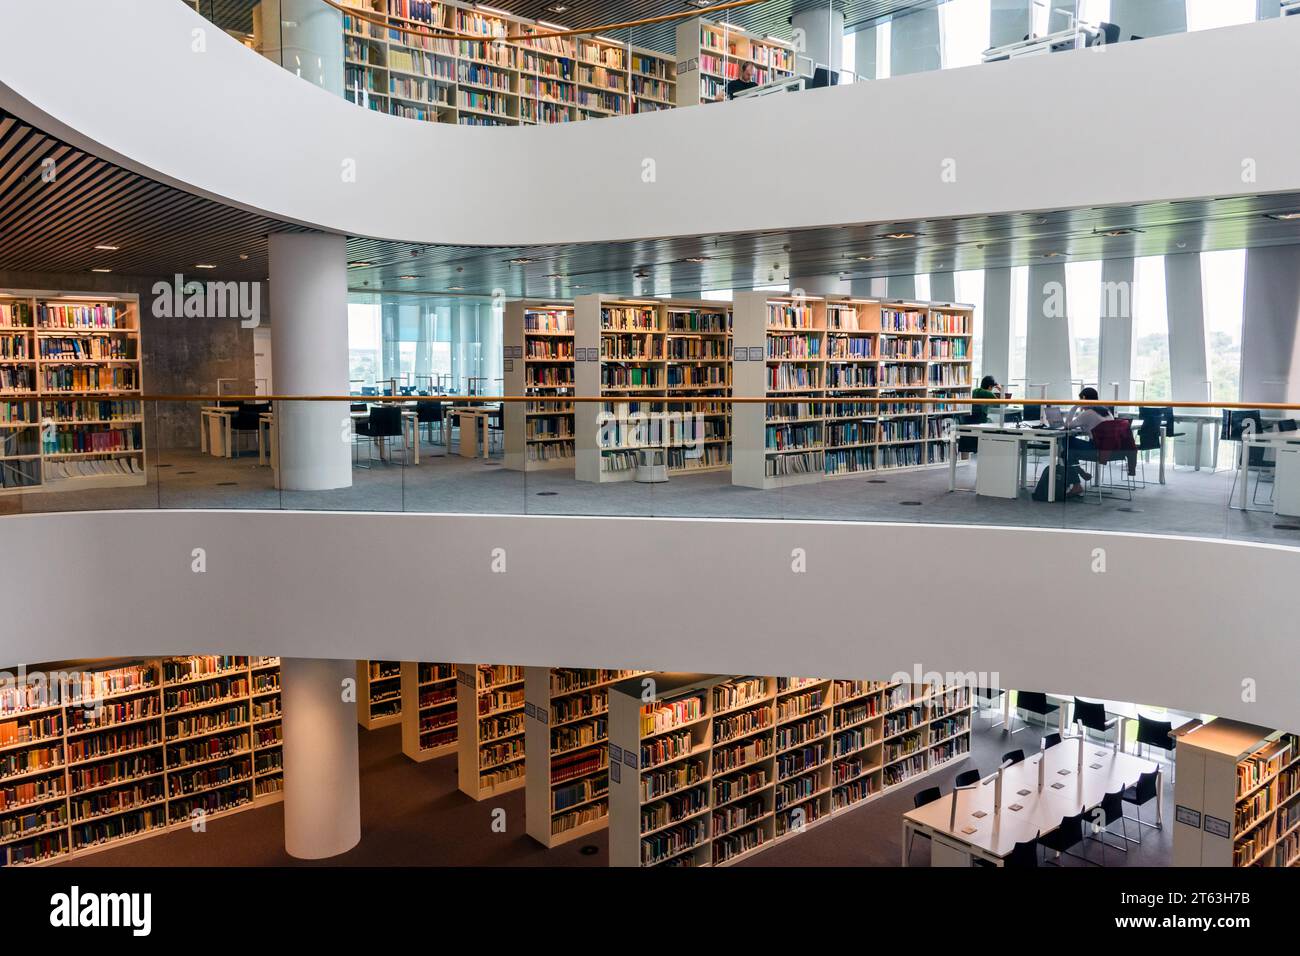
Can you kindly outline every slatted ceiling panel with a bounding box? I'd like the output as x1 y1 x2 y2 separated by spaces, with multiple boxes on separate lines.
0 110 307 281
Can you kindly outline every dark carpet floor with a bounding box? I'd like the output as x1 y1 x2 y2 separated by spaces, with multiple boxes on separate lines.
57 714 1173 868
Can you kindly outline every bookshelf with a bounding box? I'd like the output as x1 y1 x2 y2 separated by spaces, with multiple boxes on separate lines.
1173 718 1299 867
607 672 969 867
0 290 144 494
340 0 675 127
675 17 796 107
503 301 576 472
523 666 648 847
732 292 974 489
456 664 527 800
0 655 282 866
574 294 732 483
399 661 458 761
356 660 403 730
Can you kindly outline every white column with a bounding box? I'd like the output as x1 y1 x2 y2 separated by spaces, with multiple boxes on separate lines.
281 657 361 859
852 26 878 80
790 3 845 74
982 267 1013 387
791 274 850 296
1098 258 1135 401
269 232 352 491
890 4 942 75
482 299 503 396
1026 262 1072 399
1165 253 1210 402
887 275 917 299
990 0 1034 48
1243 246 1300 405
258 0 345 95
930 272 956 303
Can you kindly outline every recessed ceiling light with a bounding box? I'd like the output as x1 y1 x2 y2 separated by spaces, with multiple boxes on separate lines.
546 273 565 279
572 284 585 288
544 2 570 13
684 256 711 264
1265 211 1300 221
852 255 875 262
447 286 463 291
879 232 918 240
398 275 422 280
509 257 535 265
1100 229 1137 237
90 268 112 273
685 0 713 7
195 263 217 269
93 244 119 252
239 253 250 261
348 261 372 269
1040 251 1063 258
634 269 649 278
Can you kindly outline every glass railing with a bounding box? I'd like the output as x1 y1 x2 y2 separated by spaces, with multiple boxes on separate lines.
4 394 1299 548
184 0 1293 124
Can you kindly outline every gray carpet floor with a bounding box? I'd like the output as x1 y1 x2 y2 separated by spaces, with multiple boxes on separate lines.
56 716 1173 868
6 439 1298 548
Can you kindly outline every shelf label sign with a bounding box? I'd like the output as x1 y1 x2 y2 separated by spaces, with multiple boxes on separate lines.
1204 815 1231 839
1175 805 1201 828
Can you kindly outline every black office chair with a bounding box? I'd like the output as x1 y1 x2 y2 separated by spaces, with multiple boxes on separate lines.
1040 810 1092 865
1098 21 1121 45
1002 749 1025 766
229 401 267 458
1223 409 1268 502
488 406 504 454
416 400 444 446
1134 408 1166 487
355 404 407 466
1089 790 1129 863
1010 691 1059 736
1004 834 1041 868
955 769 982 788
1042 732 1062 749
956 412 983 456
1136 715 1176 779
1074 697 1120 748
1122 769 1162 842
908 786 942 864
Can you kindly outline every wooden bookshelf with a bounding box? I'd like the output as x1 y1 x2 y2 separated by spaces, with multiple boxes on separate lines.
0 655 282 866
608 672 970 867
675 17 795 106
341 0 675 127
0 290 144 494
574 294 732 483
356 660 403 730
503 301 575 472
399 661 457 761
456 664 526 800
732 293 973 489
523 666 648 847
1174 719 1300 867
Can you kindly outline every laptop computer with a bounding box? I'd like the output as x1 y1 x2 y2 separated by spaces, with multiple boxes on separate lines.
1042 406 1066 428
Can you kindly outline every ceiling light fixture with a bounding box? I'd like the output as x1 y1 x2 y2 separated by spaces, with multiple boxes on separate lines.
509 257 535 265
685 0 713 7
880 232 918 240
684 256 711 264
398 275 422 280
543 2 570 14
90 267 112 273
348 261 372 269
851 255 875 262
195 263 217 269
546 273 565 279
93 244 120 252
1040 251 1063 258
1265 211 1300 221
447 285 463 291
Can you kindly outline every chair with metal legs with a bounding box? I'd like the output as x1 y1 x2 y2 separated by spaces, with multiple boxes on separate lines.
1121 769 1162 844
1136 715 1176 781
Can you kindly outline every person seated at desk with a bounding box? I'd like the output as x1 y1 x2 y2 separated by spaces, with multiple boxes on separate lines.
726 63 759 99
1062 386 1113 495
972 375 1003 422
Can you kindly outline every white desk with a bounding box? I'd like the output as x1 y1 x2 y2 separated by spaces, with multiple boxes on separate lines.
1173 413 1220 472
902 742 1160 866
1236 429 1300 512
349 407 421 465
981 24 1099 62
950 423 1063 502
199 406 235 458
453 408 492 459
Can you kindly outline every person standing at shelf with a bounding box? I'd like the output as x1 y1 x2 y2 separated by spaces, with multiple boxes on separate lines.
726 62 759 99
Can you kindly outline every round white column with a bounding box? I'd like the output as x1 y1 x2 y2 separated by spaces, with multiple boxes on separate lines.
280 657 361 859
269 232 353 491
791 3 845 74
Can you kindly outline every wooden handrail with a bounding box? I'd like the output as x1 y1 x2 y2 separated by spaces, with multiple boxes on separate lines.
323 0 768 45
141 395 1300 410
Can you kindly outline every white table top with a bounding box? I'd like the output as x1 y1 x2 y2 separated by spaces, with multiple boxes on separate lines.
904 743 1157 858
958 423 1066 438
1241 429 1300 445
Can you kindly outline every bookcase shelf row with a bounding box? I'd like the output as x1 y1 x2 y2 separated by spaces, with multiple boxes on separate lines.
341 0 676 127
503 301 577 472
457 664 528 800
356 660 403 730
608 672 971 867
675 17 797 106
0 291 144 495
400 661 458 761
0 655 281 866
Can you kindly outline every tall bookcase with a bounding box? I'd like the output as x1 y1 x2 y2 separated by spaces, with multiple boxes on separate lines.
503 301 576 472
456 664 526 800
399 661 458 761
675 17 796 106
732 292 973 489
0 655 282 867
608 671 970 867
341 0 675 127
523 666 648 847
1174 719 1299 867
0 290 144 494
574 294 732 483
356 660 403 730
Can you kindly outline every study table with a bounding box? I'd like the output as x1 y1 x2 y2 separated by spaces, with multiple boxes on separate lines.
1001 692 1196 755
349 406 422 465
902 741 1160 866
981 23 1099 62
199 406 235 458
1236 428 1300 515
450 407 492 459
950 423 1063 502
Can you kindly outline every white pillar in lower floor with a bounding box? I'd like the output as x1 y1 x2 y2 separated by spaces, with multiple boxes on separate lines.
929 272 956 304
1165 253 1210 402
281 657 361 859
1242 245 1300 406
269 232 352 490
1025 262 1072 399
790 2 845 75
1097 258 1136 402
982 267 1013 388
886 275 917 299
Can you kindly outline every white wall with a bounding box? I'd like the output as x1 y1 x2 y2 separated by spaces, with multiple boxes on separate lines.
2 4 1300 246
0 509 1295 733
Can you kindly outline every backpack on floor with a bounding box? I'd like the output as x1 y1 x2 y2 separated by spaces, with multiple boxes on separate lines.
1031 466 1069 502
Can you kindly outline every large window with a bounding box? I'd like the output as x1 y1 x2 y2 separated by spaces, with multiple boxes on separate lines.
954 269 986 378
1008 265 1030 392
1186 0 1256 32
1131 256 1171 402
1065 260 1103 391
939 0 991 68
1201 249 1246 403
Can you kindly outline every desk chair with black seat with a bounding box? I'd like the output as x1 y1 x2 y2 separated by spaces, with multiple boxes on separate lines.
229 401 268 458
1122 768 1162 842
1042 732 1062 749
354 404 407 466
1136 715 1176 780
1002 749 1025 766
1008 690 1059 736
954 769 982 788
488 406 504 454
1223 409 1268 503
1074 697 1120 748
907 786 943 863
1089 789 1130 863
1134 406 1179 486
1040 809 1093 865
416 400 444 447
